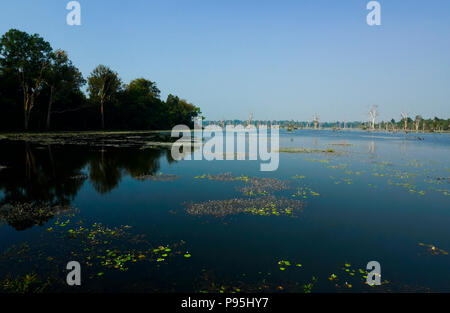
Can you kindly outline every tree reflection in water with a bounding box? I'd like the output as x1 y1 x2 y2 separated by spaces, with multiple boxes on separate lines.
0 141 172 230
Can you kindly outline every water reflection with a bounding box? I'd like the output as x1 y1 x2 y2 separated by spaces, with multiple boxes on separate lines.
368 140 376 155
0 142 173 230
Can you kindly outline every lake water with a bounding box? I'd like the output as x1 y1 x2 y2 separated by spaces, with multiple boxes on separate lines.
0 130 449 293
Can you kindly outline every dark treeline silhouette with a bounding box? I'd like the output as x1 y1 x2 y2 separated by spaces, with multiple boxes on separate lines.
0 141 174 230
0 29 201 131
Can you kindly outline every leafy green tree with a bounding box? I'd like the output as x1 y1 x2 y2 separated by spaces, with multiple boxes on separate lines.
0 30 202 131
116 78 162 129
87 65 122 129
44 50 85 129
127 78 160 99
164 94 200 128
0 29 52 130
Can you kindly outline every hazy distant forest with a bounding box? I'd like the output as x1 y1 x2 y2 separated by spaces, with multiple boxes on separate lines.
0 29 201 131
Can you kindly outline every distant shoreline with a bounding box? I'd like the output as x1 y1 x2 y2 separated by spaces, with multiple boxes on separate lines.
1 128 449 137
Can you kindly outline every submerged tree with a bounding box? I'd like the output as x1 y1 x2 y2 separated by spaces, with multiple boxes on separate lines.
247 112 253 127
414 115 422 132
87 65 122 129
313 115 319 130
368 105 378 131
0 29 52 130
401 112 409 131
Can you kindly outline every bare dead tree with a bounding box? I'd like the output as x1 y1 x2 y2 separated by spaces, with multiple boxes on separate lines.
247 112 253 127
414 115 422 132
313 115 319 130
401 112 409 131
368 105 378 131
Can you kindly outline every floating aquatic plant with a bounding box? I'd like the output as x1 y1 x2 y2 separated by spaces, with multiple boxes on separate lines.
185 196 303 217
304 158 330 163
0 203 73 231
194 172 290 195
0 213 192 290
277 148 336 154
418 243 449 256
291 186 320 199
0 131 177 148
277 260 302 271
134 172 178 181
329 142 353 147
0 273 50 293
303 277 317 293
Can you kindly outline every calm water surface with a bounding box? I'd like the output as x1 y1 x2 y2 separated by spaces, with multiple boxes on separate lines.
0 130 449 292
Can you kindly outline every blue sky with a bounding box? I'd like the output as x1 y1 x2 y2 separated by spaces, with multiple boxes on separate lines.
1 0 449 121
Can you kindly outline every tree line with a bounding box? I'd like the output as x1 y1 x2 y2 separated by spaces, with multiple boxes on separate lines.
205 115 449 132
205 119 449 132
0 29 201 131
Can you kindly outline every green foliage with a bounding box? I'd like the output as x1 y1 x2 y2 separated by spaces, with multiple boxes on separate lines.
0 29 52 130
0 29 52 75
0 29 201 131
43 50 85 129
87 65 122 106
164 94 201 128
114 78 163 129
